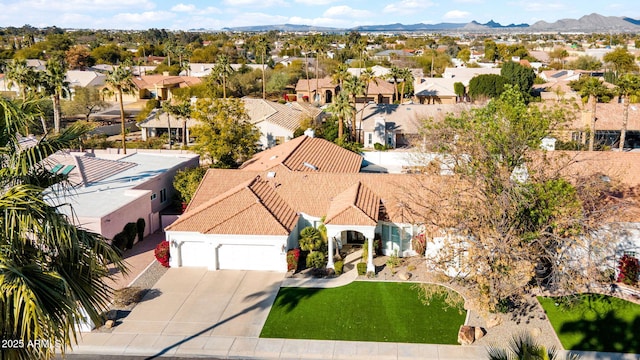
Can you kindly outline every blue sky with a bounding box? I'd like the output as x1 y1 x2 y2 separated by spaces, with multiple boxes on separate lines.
0 0 639 30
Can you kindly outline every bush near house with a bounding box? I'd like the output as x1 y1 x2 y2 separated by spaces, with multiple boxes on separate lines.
357 262 367 276
111 233 127 252
306 251 326 269
412 233 426 257
154 241 170 267
334 260 344 275
136 218 145 242
123 222 137 249
287 248 300 272
617 255 639 286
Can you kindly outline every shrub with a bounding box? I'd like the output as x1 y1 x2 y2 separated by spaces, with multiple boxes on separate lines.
412 233 426 257
373 142 387 151
112 287 144 307
306 251 326 269
136 218 146 242
123 222 137 249
154 241 170 267
617 255 640 286
299 226 323 252
112 233 127 251
334 260 344 275
357 262 367 276
286 248 301 272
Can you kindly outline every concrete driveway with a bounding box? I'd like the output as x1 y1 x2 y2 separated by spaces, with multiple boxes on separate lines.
111 267 284 339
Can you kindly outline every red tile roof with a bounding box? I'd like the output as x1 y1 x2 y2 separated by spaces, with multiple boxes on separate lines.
168 176 298 235
239 135 362 173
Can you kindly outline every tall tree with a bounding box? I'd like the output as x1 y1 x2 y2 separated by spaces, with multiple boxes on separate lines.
162 100 192 147
399 67 414 102
343 75 366 140
311 35 327 103
332 63 349 90
104 61 136 154
359 68 378 142
326 92 353 140
387 65 402 103
411 85 620 312
571 77 612 151
603 47 639 76
212 54 234 99
41 56 69 133
191 98 260 168
0 97 127 359
615 74 640 150
5 59 36 100
500 61 535 99
255 36 270 99
62 87 108 121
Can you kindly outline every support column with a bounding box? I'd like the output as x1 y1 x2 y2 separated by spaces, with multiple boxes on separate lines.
367 236 374 273
327 237 334 270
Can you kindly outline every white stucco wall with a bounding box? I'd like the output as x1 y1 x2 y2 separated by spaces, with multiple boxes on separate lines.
166 231 290 272
256 121 294 149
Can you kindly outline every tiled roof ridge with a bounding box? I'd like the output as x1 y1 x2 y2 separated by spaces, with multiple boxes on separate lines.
170 177 259 230
248 176 297 233
326 182 375 224
280 136 310 171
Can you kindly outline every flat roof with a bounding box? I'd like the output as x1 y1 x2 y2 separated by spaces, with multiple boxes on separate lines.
46 152 199 219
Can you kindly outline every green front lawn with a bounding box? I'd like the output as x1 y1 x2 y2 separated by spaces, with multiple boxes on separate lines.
260 281 466 344
538 293 640 353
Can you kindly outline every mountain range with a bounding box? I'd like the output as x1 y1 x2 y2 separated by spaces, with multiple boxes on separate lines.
220 13 640 32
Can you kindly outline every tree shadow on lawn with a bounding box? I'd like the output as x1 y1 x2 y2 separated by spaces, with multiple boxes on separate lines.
269 287 323 313
558 299 640 353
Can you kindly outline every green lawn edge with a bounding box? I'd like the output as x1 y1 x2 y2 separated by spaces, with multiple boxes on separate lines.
260 281 466 344
538 293 640 353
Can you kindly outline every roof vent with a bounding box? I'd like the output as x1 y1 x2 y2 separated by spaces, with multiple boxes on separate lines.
267 171 276 178
269 155 278 160
303 162 318 171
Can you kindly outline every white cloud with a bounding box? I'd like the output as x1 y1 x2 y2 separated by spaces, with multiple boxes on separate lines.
114 11 175 24
294 0 338 4
383 0 435 15
221 0 287 7
171 4 196 12
323 5 372 18
443 10 471 20
453 0 483 3
508 1 566 12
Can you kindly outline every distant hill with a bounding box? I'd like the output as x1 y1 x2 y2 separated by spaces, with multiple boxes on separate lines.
219 13 640 33
529 13 640 32
220 23 340 32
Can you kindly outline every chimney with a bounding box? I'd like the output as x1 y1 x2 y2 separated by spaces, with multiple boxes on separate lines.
163 71 170 76
304 128 315 138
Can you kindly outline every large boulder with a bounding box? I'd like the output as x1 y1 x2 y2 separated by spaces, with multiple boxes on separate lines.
398 271 412 281
458 325 475 345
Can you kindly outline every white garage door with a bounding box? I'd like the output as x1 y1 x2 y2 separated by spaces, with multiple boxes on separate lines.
217 244 280 271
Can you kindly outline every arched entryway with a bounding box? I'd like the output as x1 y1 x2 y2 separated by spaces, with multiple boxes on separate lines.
325 89 333 103
326 226 375 273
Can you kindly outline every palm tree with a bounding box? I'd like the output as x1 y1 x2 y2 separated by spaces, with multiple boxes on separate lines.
399 67 414 103
41 56 70 134
213 54 234 99
0 97 127 359
105 61 135 154
326 92 353 140
615 74 640 151
343 75 366 141
298 36 312 102
359 68 378 143
312 35 326 103
387 65 402 103
332 63 350 90
255 36 270 100
487 332 580 360
162 100 192 147
5 59 37 100
578 77 609 151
